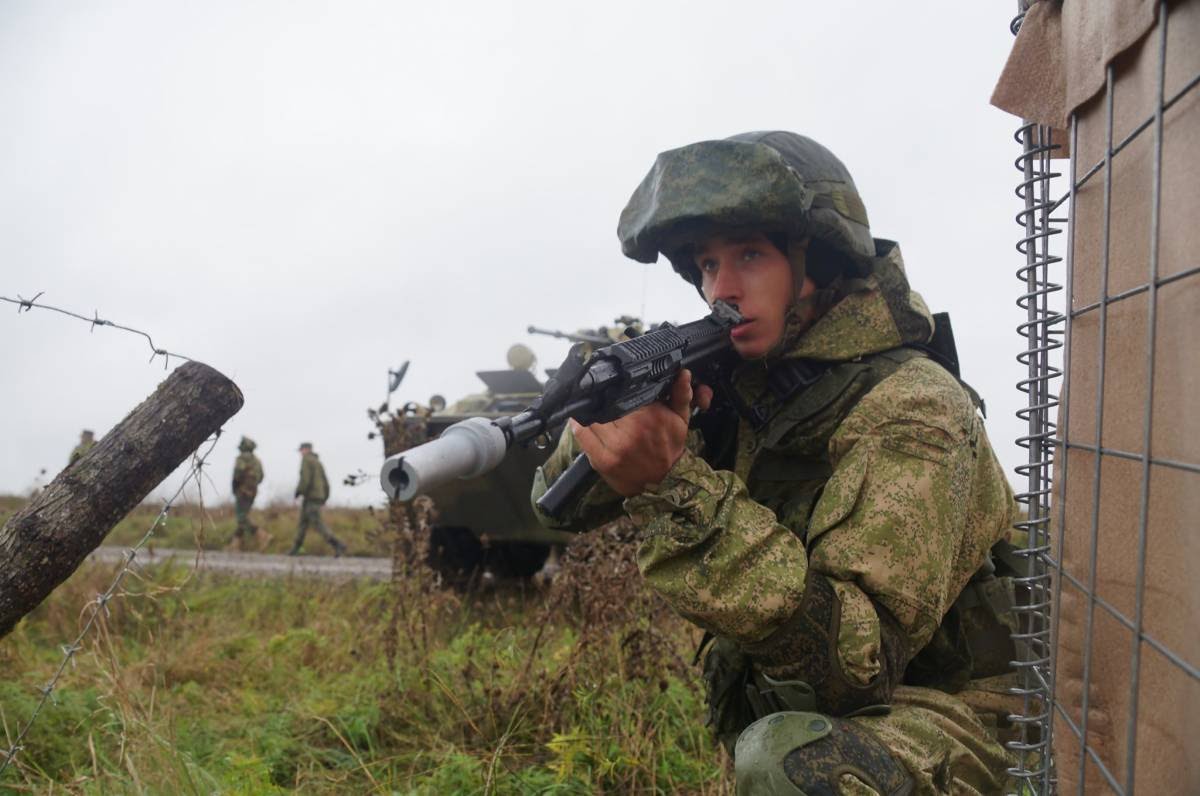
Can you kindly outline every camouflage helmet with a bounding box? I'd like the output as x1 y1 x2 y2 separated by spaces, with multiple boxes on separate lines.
617 131 874 286
238 436 256 452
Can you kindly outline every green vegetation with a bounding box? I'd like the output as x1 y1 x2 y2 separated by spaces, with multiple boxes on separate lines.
0 522 732 793
0 495 390 558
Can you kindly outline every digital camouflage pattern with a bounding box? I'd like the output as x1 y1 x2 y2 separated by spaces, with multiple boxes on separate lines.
532 240 1021 794
617 131 876 287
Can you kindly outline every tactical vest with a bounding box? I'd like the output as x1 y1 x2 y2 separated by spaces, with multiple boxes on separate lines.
697 339 1018 733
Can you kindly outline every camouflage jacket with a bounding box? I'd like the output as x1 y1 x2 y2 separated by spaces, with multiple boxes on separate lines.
532 241 1015 712
232 452 264 499
296 453 330 503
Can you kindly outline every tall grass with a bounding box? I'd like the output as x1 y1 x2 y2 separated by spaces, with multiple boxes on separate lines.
0 521 732 793
0 494 391 558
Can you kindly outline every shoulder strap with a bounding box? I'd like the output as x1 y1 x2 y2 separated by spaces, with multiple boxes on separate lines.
750 350 918 447
904 312 987 417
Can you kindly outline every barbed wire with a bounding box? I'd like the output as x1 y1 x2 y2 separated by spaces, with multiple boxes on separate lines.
0 432 222 779
1 291 193 369
0 290 213 781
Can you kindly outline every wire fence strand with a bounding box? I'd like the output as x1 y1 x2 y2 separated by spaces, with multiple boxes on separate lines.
1 292 194 368
0 433 221 778
0 290 217 780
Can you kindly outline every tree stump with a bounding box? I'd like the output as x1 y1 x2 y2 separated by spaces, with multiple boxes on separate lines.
0 361 243 637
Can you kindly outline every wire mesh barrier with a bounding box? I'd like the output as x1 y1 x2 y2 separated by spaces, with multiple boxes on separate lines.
1010 115 1064 793
0 294 218 780
1007 2 1199 793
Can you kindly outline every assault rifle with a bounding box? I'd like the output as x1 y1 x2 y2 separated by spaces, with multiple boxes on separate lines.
379 300 744 520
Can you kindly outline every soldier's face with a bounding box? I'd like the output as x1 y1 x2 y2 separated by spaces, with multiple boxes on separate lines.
696 232 804 359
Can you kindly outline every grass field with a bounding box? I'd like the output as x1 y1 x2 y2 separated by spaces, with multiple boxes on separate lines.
0 494 391 559
0 506 732 794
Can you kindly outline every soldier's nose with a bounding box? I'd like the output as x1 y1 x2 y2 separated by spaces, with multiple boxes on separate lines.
713 269 741 302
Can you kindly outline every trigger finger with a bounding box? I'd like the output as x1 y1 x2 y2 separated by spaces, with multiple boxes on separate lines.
669 370 693 420
572 420 604 455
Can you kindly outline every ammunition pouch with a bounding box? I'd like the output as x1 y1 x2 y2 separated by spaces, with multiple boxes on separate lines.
742 571 909 717
703 637 821 755
905 567 1018 691
702 571 909 756
702 636 760 755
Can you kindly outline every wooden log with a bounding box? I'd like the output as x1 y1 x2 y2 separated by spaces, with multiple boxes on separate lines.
0 361 243 637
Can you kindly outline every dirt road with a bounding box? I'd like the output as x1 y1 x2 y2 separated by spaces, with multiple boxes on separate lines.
88 546 391 580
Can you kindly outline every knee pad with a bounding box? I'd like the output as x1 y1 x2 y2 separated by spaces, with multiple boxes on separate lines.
734 712 913 795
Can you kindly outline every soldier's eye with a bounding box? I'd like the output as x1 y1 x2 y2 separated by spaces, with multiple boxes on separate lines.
698 258 718 274
741 247 761 262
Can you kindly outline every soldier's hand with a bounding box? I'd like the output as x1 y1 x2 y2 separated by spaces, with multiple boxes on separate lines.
571 369 709 497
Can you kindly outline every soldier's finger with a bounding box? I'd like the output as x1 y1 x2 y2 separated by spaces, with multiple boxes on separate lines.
572 425 620 482
643 403 689 455
693 384 714 412
572 418 610 447
668 370 693 423
571 421 606 460
608 406 664 447
602 416 650 459
585 420 638 469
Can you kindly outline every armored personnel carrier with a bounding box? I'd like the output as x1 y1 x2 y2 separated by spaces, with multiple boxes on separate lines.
416 343 565 579
376 319 644 579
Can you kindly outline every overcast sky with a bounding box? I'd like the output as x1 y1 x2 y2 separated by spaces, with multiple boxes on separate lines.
1 1 1042 508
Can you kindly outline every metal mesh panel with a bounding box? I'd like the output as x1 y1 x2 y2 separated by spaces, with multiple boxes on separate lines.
1011 113 1063 793
1007 2 1200 793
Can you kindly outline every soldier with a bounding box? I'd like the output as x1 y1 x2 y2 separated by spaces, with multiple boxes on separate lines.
229 436 269 552
290 442 346 557
532 132 1020 794
69 430 95 465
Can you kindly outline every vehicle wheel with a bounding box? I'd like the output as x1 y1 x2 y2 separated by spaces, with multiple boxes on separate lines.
428 526 483 578
487 541 550 578
428 527 549 581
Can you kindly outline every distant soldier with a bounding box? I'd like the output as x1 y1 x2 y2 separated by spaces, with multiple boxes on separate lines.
290 442 347 557
229 436 268 552
69 430 95 465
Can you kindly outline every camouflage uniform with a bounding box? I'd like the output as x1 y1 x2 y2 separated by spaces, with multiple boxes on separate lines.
69 430 95 465
532 132 1022 795
231 437 264 545
291 446 346 556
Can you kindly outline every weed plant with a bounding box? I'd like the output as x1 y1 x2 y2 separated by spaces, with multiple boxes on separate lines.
0 519 732 793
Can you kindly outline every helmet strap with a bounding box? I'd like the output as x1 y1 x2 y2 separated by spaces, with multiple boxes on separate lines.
786 237 809 299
